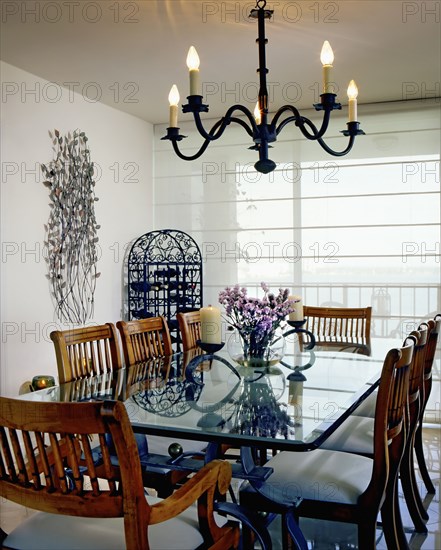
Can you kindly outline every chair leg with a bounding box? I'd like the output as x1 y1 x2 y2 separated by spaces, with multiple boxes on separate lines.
357 516 378 550
400 437 429 531
414 423 436 494
393 477 410 550
284 509 308 550
381 460 410 550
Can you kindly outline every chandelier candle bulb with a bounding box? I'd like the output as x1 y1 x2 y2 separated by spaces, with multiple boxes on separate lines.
254 102 262 125
320 40 334 94
289 295 304 321
168 85 180 128
200 305 222 344
347 80 358 122
186 46 200 96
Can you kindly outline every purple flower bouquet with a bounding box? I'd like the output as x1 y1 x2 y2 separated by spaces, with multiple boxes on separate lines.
219 283 297 366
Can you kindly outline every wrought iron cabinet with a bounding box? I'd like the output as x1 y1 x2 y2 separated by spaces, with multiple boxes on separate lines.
126 229 203 349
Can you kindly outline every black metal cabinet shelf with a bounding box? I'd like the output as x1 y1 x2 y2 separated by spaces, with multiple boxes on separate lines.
126 229 203 349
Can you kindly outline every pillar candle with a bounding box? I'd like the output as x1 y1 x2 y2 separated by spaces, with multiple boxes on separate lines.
200 305 221 344
288 380 303 424
289 295 304 321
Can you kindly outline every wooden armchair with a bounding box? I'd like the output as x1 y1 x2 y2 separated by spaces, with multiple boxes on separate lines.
301 305 372 355
50 323 122 384
0 397 239 550
177 311 201 351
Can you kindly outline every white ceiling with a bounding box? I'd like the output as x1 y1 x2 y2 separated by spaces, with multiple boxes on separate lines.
1 0 440 124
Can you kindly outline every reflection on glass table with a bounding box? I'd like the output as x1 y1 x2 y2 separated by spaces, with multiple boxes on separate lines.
20 347 385 452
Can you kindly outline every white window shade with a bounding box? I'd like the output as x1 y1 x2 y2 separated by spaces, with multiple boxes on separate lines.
154 100 441 423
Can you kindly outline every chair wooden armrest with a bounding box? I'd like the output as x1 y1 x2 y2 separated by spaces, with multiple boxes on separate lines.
149 460 239 547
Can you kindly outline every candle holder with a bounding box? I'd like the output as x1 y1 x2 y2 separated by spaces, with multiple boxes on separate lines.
196 340 224 353
342 121 365 136
313 93 341 112
287 370 307 382
161 127 186 141
182 95 209 114
283 320 316 351
31 375 56 391
282 350 316 380
287 319 306 329
185 341 240 384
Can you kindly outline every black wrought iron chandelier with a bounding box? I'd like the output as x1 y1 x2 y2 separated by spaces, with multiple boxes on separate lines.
162 0 364 174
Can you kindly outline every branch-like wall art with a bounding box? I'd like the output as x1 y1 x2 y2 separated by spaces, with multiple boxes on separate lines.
41 129 100 325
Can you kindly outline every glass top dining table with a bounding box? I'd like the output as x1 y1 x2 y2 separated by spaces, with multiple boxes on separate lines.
18 339 395 455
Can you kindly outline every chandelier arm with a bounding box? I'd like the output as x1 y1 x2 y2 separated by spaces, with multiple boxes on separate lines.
229 117 255 138
171 137 212 162
169 113 255 161
272 105 332 140
192 106 256 142
316 134 356 156
298 112 332 139
270 105 302 130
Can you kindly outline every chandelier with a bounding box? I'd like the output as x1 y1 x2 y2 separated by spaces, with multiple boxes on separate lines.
162 0 364 174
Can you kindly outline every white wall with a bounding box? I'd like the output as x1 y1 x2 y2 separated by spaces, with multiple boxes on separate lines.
0 61 154 395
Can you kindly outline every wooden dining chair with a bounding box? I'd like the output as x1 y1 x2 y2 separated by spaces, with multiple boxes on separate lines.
117 316 173 365
0 397 240 550
317 326 429 545
239 338 414 550
350 318 439 526
177 311 202 351
414 314 440 494
117 316 208 497
176 310 201 352
301 305 372 355
50 323 122 384
50 322 189 498
399 325 431 532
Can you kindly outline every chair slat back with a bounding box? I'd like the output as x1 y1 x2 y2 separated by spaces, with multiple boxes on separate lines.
407 327 429 406
420 315 441 417
371 338 414 477
117 317 173 365
303 306 372 354
0 398 146 543
424 316 440 381
177 311 202 351
50 324 122 384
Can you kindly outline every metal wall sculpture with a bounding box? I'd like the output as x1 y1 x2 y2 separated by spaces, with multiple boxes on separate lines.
41 129 100 324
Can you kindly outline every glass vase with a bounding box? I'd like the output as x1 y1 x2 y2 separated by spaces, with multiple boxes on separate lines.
227 328 286 370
